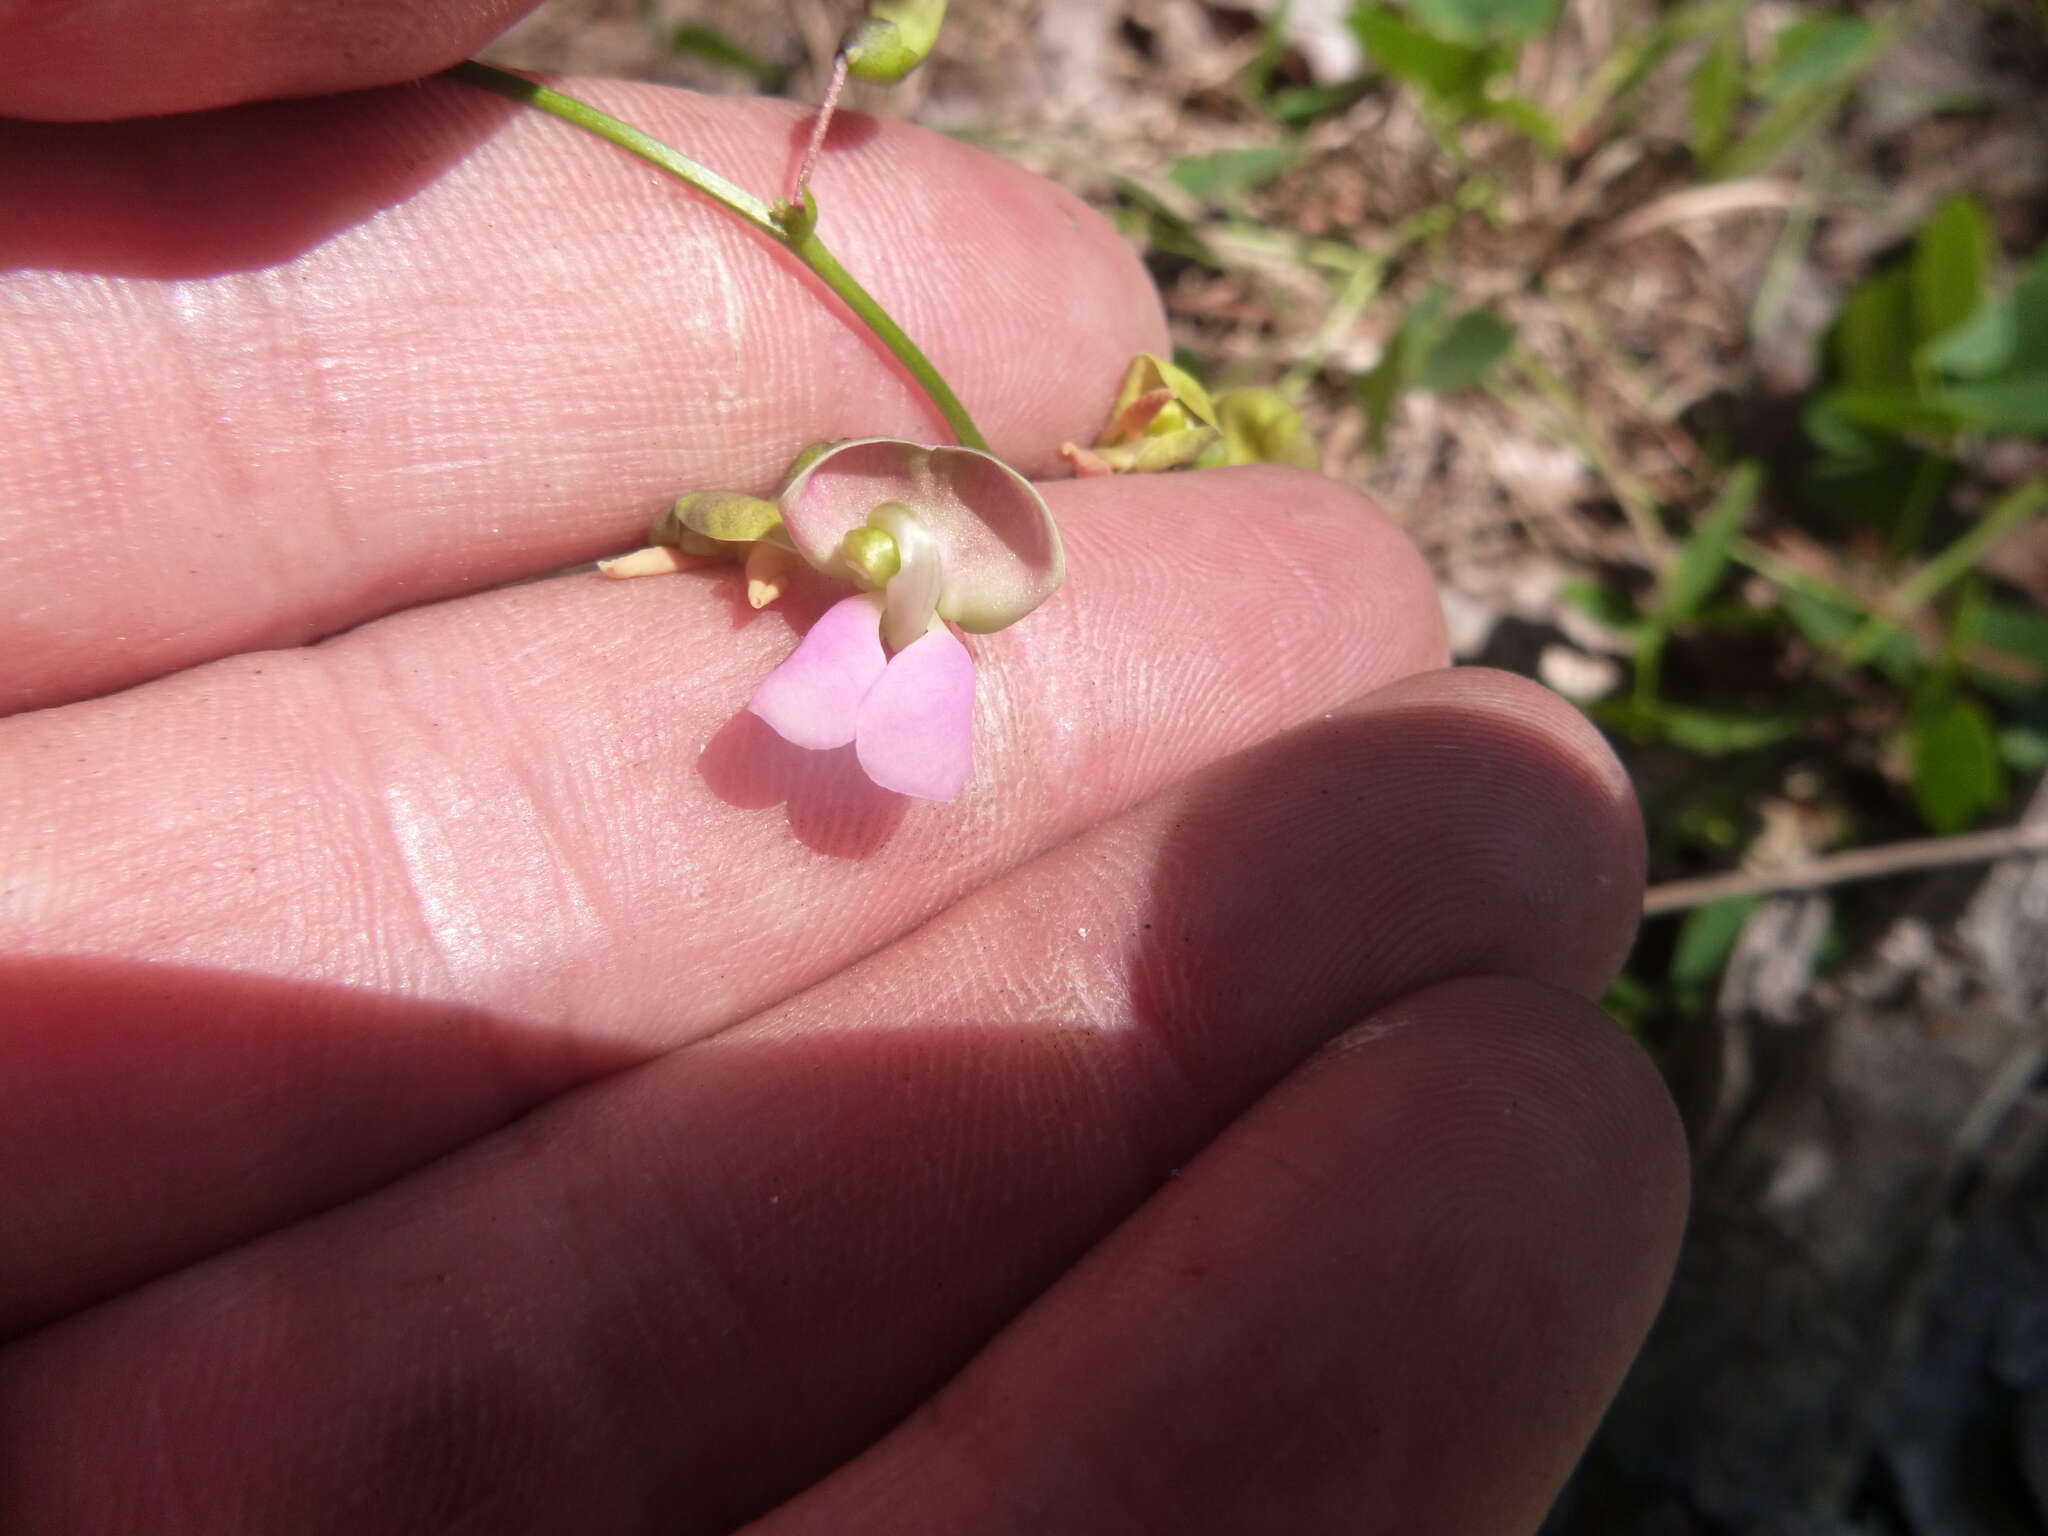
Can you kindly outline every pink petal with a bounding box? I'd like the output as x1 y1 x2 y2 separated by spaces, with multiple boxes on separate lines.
855 623 975 801
747 594 886 750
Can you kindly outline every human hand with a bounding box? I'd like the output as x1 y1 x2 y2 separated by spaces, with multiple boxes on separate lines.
0 6 1687 1531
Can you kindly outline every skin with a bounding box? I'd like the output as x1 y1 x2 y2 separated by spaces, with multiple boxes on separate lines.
0 7 1689 1531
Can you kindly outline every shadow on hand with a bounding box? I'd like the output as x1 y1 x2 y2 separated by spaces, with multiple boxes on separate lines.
0 79 518 279
1 678 1650 1533
0 954 644 1341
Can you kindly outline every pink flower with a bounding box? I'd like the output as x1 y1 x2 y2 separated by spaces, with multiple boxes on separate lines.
747 438 1062 801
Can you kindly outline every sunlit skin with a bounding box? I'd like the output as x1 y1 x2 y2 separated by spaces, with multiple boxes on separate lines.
0 5 1688 1532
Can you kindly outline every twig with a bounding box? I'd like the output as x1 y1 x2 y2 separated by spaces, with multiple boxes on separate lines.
1599 179 1807 246
1642 822 2048 916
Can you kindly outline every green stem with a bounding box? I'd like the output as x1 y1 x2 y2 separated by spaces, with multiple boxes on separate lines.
1838 476 2048 669
1886 449 1947 559
777 223 988 451
446 60 990 452
1501 347 1671 564
448 61 776 233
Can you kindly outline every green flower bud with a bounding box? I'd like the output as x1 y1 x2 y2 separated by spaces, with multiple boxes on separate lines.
843 0 948 83
841 523 902 587
1201 387 1319 469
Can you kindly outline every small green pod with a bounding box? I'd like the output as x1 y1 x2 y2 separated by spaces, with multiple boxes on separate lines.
842 0 948 83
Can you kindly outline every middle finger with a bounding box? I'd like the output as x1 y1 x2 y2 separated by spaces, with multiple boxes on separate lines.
0 465 1442 1333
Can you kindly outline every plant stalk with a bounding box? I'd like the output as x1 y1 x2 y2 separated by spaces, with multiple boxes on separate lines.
446 60 990 452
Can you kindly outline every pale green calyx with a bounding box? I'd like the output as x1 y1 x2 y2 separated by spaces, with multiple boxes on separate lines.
843 0 948 82
841 524 902 587
663 490 788 546
1201 387 1320 470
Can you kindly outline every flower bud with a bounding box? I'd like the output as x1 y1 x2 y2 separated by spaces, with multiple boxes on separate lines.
843 0 948 83
840 524 902 587
1202 387 1319 469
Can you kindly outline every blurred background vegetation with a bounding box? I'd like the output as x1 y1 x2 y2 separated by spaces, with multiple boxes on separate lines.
490 2 2047 1528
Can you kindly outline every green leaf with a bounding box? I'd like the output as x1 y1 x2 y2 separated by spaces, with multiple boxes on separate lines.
1242 0 1294 102
1405 0 1563 46
1781 587 1858 648
1265 78 1374 125
1713 17 1886 179
1930 375 2048 433
1416 306 1514 390
1671 896 1760 995
1599 972 1653 1034
1113 176 1220 267
2013 247 2048 356
1833 266 1917 393
1352 4 1491 100
1560 576 1642 632
1822 388 1967 437
1782 584 1925 678
1998 725 2048 772
1911 695 2006 832
1478 93 1563 152
1925 247 2048 386
664 23 782 86
1802 394 1883 461
1659 706 1803 755
1927 295 2018 379
1354 289 1443 450
1975 603 2048 677
1688 24 1744 163
1606 700 1804 754
1661 462 1761 621
1167 142 1301 200
1355 293 1515 450
1911 195 1994 348
1802 410 1957 552
1763 14 1880 98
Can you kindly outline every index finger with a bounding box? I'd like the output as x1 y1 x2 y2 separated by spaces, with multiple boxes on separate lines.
0 81 1167 713
0 0 539 120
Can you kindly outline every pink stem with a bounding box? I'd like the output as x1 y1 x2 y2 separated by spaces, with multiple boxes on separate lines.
794 53 850 198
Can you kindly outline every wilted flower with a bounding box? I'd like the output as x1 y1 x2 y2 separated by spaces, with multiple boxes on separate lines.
1062 354 1319 476
1062 353 1222 476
